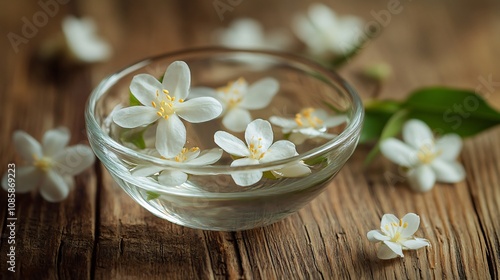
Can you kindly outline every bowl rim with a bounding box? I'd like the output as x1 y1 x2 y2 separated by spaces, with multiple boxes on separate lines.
85 47 364 174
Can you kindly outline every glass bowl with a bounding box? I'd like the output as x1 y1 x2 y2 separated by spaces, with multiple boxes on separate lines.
85 48 363 231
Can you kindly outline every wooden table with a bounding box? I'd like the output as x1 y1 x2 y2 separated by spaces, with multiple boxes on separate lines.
1 0 499 279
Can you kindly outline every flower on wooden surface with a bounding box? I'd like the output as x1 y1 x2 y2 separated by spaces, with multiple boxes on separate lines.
292 3 364 60
113 61 223 158
380 119 465 192
62 16 112 63
214 18 291 50
367 213 430 259
131 147 223 186
191 77 278 132
214 119 310 186
1 128 95 202
270 107 346 144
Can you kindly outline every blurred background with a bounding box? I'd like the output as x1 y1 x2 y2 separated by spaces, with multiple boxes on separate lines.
2 0 499 98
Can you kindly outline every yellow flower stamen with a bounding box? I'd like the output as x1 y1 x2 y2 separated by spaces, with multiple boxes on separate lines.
417 144 442 164
391 232 401 242
248 137 266 160
216 77 246 108
294 108 324 128
33 154 52 172
152 88 181 119
173 147 200 162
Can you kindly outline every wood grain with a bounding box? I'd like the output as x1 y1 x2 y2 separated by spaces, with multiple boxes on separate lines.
1 0 499 279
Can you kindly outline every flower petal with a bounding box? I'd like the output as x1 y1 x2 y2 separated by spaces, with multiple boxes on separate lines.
381 214 399 229
188 87 217 99
400 213 420 238
261 140 297 162
64 175 75 190
214 131 250 157
289 132 309 145
403 119 434 150
158 170 188 186
13 130 42 162
436 134 462 161
187 148 223 165
215 18 266 49
367 230 390 242
62 16 111 63
129 74 163 105
245 119 273 150
183 148 201 162
113 106 159 128
131 165 164 177
156 115 186 158
308 4 338 30
272 161 311 178
430 159 465 183
269 116 298 130
380 138 417 167
53 145 95 176
176 97 222 123
222 108 253 133
294 17 330 56
40 170 70 202
407 165 436 192
323 115 347 128
162 61 191 100
230 158 262 186
384 241 404 257
298 127 336 139
378 242 403 259
2 166 41 193
402 238 430 250
240 77 279 110
42 127 70 157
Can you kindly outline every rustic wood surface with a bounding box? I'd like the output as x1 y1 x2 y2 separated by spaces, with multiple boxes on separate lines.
1 0 499 279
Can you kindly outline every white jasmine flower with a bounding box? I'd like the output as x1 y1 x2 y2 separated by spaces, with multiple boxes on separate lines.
214 18 291 50
1 128 95 202
62 16 112 63
113 61 223 158
131 147 223 186
292 3 364 59
270 107 346 144
214 119 309 186
367 213 430 259
380 119 465 192
191 77 278 132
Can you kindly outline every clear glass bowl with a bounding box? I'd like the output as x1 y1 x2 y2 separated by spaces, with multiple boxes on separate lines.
85 48 364 231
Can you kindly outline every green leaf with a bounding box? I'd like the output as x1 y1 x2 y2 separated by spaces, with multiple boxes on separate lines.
364 109 409 166
146 191 160 201
303 155 328 166
263 171 279 180
120 127 147 149
129 91 141 106
364 99 402 114
359 111 392 143
403 87 500 137
359 99 402 144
